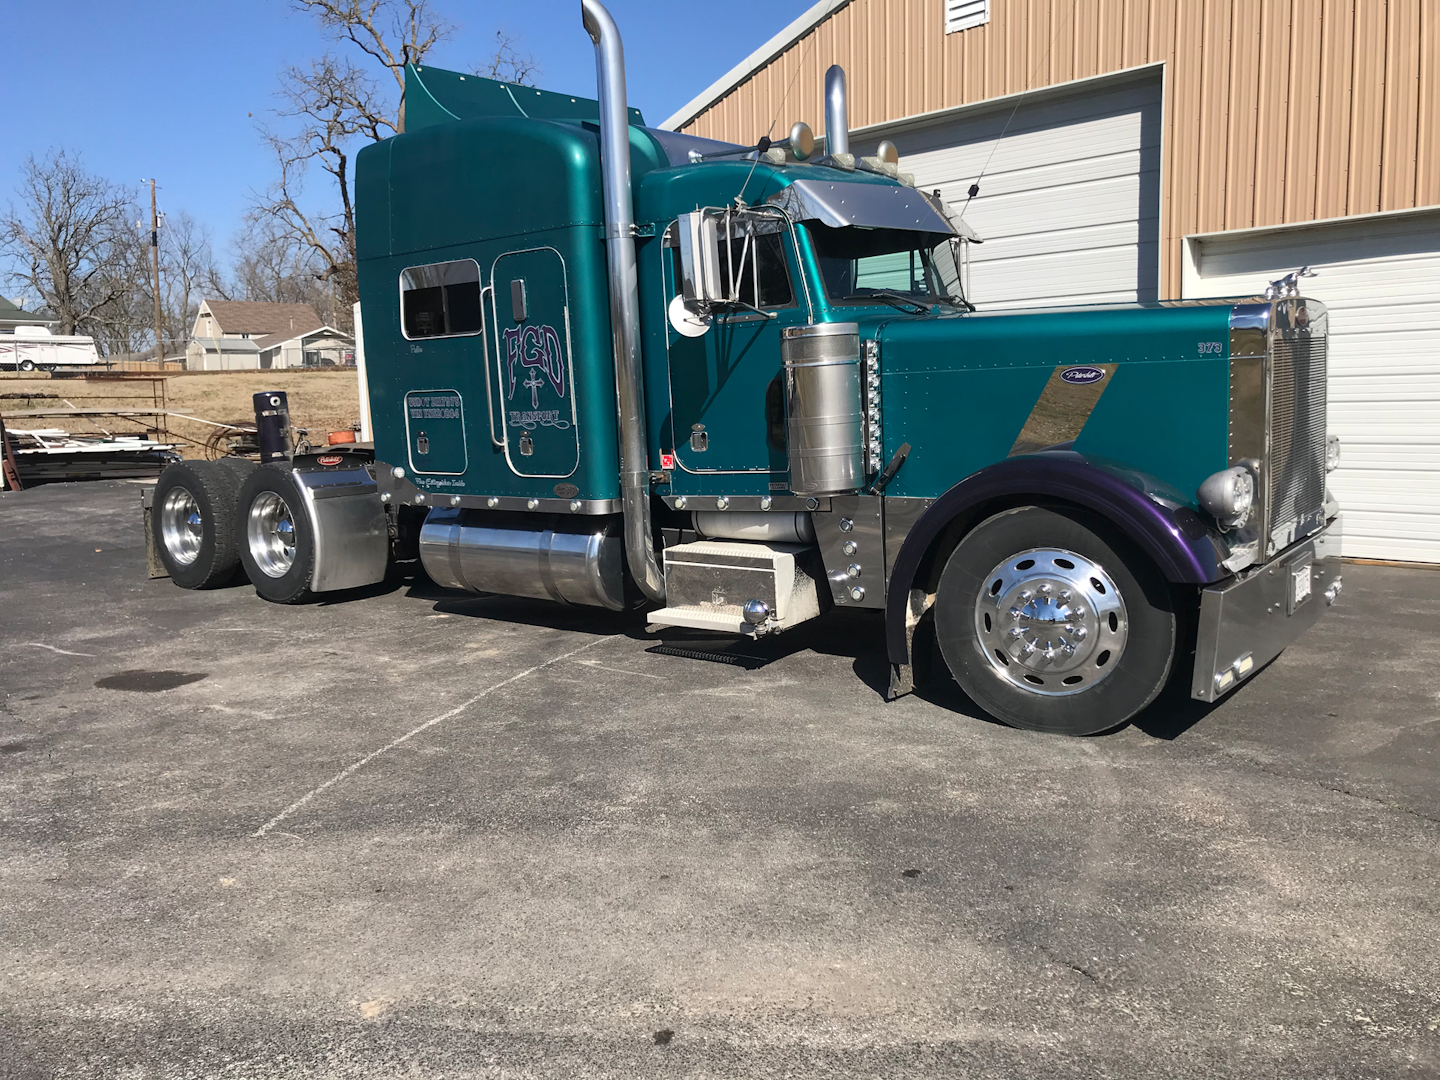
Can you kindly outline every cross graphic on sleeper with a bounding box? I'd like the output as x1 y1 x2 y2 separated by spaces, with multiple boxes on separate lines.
523 369 545 409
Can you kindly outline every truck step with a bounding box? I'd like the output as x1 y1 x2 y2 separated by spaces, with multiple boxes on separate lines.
647 539 826 637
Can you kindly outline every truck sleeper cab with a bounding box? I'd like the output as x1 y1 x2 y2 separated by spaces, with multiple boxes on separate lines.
147 0 1342 738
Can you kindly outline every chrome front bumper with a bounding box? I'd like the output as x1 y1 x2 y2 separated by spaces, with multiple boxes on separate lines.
1191 516 1343 702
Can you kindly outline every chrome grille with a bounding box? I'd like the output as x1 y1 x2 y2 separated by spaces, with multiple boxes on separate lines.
1267 331 1327 550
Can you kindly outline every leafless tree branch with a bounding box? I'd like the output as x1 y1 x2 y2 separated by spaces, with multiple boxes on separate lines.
477 31 538 86
0 150 139 342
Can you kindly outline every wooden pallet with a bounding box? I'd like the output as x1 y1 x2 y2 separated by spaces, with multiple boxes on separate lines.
0 415 21 491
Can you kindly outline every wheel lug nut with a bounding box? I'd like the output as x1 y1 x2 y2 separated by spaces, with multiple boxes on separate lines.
1018 590 1033 602
1072 626 1087 640
1060 590 1072 601
1008 628 1023 639
1073 606 1086 617
1037 583 1052 595
1008 608 1024 620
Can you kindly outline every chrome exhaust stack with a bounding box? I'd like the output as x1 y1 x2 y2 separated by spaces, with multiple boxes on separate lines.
581 0 665 603
824 64 850 159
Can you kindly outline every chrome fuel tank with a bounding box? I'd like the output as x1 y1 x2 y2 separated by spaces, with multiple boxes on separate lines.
419 509 626 610
782 322 864 495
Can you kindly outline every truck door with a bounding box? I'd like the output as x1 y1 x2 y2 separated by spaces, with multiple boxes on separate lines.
665 216 807 477
490 247 580 479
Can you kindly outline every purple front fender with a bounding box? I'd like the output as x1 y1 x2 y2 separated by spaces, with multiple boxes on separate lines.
884 453 1229 666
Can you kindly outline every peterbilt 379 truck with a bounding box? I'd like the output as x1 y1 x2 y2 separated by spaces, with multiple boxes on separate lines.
147 0 1342 736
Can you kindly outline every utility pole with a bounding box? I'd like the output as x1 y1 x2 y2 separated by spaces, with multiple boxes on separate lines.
145 179 163 365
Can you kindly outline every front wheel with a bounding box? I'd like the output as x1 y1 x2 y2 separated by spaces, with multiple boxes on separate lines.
934 505 1178 736
236 464 315 603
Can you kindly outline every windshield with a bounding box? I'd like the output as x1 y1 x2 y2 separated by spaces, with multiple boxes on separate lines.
806 224 965 308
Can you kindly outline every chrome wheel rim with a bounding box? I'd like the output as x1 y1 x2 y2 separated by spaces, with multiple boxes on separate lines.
160 486 203 566
973 547 1128 697
247 490 297 578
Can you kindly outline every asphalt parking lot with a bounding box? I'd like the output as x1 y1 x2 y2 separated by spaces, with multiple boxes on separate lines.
2 480 1437 1079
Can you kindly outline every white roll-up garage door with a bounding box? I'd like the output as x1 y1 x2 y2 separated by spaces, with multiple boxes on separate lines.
852 68 1162 309
1184 209 1440 564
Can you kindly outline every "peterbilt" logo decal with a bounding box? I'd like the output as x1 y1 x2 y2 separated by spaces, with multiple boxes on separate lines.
1059 365 1107 385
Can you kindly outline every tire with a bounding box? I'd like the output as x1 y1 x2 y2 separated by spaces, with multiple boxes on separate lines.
236 464 314 604
213 455 257 485
18 359 35 372
934 505 1178 736
151 460 244 589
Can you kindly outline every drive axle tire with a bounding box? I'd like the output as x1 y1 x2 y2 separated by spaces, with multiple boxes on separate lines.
151 460 244 589
236 464 315 604
934 504 1178 736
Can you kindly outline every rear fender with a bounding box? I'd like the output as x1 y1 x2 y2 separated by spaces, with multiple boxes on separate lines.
885 452 1228 666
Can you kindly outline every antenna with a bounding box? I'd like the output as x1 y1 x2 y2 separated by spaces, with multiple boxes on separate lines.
735 30 818 206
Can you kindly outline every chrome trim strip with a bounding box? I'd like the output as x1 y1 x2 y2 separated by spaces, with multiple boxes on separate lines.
1008 363 1118 456
480 284 502 448
662 494 829 512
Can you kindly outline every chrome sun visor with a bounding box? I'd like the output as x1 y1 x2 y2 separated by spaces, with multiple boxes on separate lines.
768 179 956 234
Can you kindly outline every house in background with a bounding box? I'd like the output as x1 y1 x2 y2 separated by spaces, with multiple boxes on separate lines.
667 0 1439 564
186 300 354 371
0 297 57 333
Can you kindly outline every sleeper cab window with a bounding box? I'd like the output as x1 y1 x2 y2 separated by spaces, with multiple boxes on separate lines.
400 258 483 339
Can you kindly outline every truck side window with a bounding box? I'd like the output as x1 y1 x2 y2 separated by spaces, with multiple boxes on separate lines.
400 259 483 339
714 231 794 310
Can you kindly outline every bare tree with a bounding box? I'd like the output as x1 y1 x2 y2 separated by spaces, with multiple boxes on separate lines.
293 0 453 108
232 219 336 323
248 1 536 334
158 211 221 353
478 30 538 86
1 150 139 338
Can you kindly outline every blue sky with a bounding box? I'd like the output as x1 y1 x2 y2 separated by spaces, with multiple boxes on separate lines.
3 0 812 267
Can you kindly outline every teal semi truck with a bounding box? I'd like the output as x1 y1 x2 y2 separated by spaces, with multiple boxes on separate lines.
147 0 1342 736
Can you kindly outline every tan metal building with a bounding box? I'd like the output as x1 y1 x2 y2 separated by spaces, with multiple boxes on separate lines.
663 0 1440 563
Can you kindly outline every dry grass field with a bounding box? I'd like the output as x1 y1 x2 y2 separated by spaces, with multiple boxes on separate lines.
0 370 362 458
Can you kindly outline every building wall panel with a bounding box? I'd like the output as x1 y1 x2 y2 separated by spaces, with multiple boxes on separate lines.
675 0 1440 297
1314 0 1355 221
1381 1 1421 211
1420 4 1440 206
1347 0 1387 215
1285 2 1324 223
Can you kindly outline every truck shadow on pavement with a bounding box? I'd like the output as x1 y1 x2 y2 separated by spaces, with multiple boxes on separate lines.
394 566 1227 740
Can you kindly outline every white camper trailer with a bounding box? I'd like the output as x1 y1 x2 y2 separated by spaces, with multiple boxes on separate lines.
0 326 101 371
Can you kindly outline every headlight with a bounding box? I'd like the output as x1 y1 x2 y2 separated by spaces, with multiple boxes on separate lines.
1326 435 1341 473
1198 465 1255 530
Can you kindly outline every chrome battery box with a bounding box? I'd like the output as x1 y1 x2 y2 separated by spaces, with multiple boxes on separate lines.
1191 516 1343 702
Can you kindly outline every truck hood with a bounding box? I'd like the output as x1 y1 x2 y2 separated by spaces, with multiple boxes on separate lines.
866 298 1244 508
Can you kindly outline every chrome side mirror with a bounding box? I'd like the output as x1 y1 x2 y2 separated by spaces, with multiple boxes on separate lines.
676 212 725 305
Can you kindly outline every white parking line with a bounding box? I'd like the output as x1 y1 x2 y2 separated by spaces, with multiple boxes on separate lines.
252 635 608 838
23 642 95 657
572 658 665 680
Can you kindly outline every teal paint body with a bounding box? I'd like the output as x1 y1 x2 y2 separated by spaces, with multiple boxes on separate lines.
355 65 1238 520
874 304 1235 502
